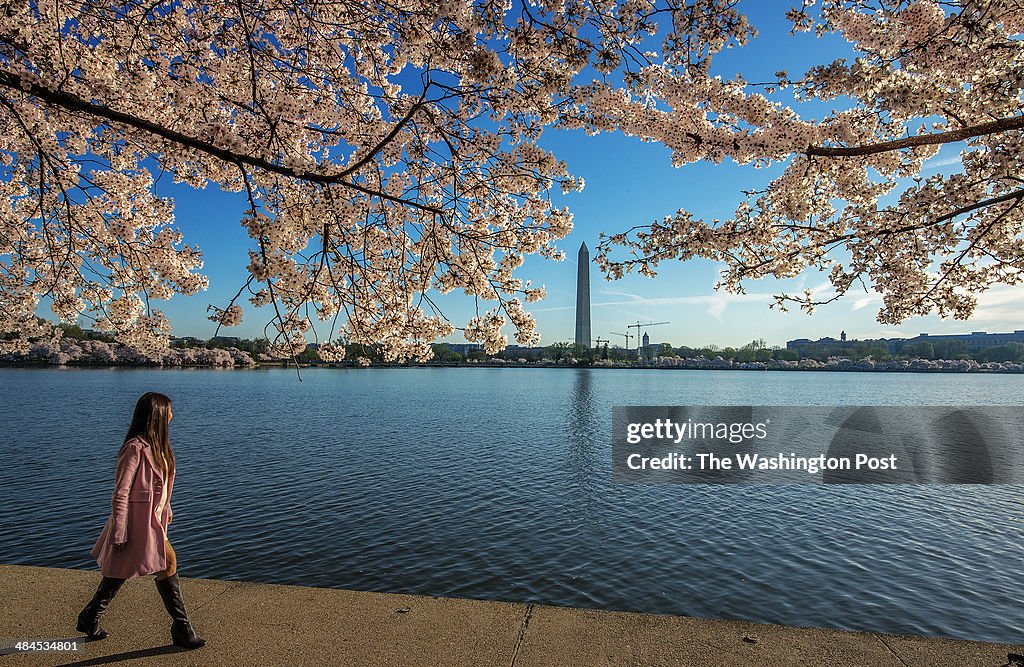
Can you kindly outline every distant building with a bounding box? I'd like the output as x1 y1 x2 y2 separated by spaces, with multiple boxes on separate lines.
503 344 547 361
170 335 204 348
786 338 813 350
906 330 1024 352
787 330 1024 355
788 336 901 355
504 345 546 355
437 342 483 356
639 337 672 361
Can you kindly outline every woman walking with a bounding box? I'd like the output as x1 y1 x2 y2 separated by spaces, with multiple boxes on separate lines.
76 392 206 649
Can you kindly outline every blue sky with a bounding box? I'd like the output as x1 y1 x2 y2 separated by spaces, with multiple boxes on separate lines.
146 2 1023 349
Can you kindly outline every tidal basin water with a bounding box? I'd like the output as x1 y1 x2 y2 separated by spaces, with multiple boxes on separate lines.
1 367 1022 644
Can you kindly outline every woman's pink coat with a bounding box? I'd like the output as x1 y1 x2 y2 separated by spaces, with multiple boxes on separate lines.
90 436 173 579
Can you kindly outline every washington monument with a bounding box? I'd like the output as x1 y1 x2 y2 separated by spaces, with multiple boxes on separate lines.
575 242 591 349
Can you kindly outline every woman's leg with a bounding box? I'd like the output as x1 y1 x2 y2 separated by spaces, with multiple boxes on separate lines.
155 540 177 580
76 576 126 640
153 539 205 649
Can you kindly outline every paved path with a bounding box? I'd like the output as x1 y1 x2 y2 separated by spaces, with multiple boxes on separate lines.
1 564 1020 666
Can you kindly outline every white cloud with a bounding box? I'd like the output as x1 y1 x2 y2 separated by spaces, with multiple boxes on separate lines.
959 284 1024 324
529 304 575 313
807 281 836 297
852 296 877 311
706 296 728 321
921 155 963 171
598 288 645 300
589 287 783 322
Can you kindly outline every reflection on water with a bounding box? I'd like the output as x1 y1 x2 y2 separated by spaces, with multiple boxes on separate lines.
568 368 598 461
568 368 597 441
0 367 1022 644
566 369 601 523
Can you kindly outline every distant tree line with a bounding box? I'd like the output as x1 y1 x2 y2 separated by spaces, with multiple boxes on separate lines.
14 323 1023 368
425 338 1024 365
781 338 1024 364
0 323 256 367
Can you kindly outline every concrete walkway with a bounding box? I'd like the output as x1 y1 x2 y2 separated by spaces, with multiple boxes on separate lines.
1 564 1020 666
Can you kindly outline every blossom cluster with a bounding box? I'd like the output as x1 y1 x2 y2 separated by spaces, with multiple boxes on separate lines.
4 339 255 367
655 355 1023 373
595 0 1024 324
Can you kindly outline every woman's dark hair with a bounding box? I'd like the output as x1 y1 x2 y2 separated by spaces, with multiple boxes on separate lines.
125 392 175 479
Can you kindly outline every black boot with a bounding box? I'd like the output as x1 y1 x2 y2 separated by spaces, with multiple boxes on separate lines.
76 576 126 640
154 574 206 649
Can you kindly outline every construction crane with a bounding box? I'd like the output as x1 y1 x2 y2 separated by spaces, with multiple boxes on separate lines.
610 332 633 349
628 321 670 358
594 337 609 347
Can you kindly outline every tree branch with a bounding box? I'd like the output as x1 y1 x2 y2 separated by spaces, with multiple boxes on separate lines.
0 71 446 215
340 85 431 178
806 115 1024 157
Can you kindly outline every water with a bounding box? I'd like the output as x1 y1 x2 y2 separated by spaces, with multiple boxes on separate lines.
0 367 1021 644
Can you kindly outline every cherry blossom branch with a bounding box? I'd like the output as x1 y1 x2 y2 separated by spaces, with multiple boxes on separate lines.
805 116 1024 158
910 199 1021 311
0 71 446 216
339 85 432 178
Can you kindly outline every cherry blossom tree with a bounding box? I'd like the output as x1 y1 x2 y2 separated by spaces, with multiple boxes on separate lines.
80 338 116 364
2 0 1020 362
595 0 1024 324
3 0 752 360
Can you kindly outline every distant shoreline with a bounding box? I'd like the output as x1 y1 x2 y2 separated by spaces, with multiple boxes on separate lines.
3 360 1024 374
